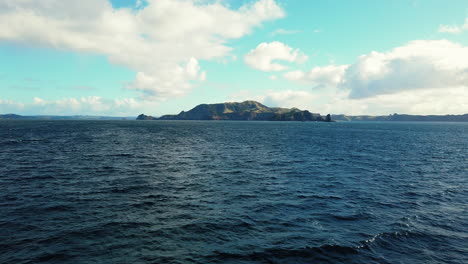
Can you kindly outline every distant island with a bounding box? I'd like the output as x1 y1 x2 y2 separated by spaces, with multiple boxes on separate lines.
137 101 332 122
2 103 467 122
332 114 468 122
0 114 130 120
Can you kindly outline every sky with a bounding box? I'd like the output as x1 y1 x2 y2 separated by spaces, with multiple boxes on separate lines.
1 0 468 116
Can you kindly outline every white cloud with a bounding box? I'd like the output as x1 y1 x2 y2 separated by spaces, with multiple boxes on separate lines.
228 89 320 112
322 87 468 115
262 90 320 110
244 41 308 71
242 40 468 115
33 97 46 105
438 25 462 34
283 65 348 87
0 96 156 116
0 0 284 100
438 17 468 34
344 40 468 98
271 28 301 36
227 87 468 115
228 90 265 103
126 57 207 99
0 99 25 112
269 75 278 80
284 40 468 99
135 0 144 8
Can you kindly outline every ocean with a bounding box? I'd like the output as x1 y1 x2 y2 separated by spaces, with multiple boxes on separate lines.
0 120 467 264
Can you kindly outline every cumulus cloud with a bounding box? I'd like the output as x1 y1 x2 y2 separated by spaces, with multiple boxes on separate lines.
0 96 153 116
127 57 207 98
343 40 468 98
244 41 308 71
236 40 468 115
284 40 468 99
228 87 468 115
0 0 284 100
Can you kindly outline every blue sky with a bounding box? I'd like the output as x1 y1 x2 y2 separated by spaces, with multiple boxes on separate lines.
1 0 468 116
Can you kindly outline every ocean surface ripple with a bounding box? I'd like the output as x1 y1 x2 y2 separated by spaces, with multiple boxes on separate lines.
0 120 467 264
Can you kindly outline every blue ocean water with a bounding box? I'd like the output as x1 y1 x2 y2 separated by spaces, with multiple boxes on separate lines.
0 120 467 264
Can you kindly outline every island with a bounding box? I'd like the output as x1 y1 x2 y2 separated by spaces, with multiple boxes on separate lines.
3 104 466 122
137 101 333 122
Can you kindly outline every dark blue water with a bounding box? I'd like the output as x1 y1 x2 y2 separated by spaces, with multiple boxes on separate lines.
0 120 467 264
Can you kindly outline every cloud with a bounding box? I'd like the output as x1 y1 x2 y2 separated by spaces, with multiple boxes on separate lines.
283 65 348 87
244 41 308 71
438 17 468 34
0 99 25 112
228 90 265 103
228 87 468 115
261 90 320 110
344 40 468 98
271 28 301 36
126 57 207 98
257 40 468 115
228 89 320 112
0 96 156 116
284 40 468 99
438 25 462 34
135 0 144 8
0 0 284 100
323 87 468 115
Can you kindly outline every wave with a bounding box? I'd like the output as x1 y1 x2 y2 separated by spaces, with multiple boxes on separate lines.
296 194 343 200
209 244 365 264
208 230 427 264
331 212 375 221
